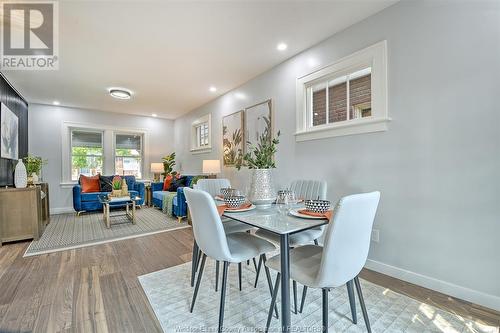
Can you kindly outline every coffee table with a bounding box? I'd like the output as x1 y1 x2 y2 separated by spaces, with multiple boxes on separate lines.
98 195 141 228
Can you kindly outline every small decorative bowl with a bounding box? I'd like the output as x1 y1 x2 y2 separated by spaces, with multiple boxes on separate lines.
304 199 331 213
224 195 246 208
220 187 235 197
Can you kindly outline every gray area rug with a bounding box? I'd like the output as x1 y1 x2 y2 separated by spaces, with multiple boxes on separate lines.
25 207 188 257
139 260 498 333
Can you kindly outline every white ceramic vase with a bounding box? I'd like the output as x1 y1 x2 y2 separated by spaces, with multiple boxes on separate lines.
247 168 276 208
14 159 28 188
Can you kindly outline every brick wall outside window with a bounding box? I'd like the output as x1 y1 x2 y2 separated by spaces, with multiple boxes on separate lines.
312 73 371 126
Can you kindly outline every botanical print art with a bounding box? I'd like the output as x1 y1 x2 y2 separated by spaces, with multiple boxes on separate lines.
222 110 244 166
0 103 19 160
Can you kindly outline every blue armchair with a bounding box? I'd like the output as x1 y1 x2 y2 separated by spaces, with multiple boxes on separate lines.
73 175 145 214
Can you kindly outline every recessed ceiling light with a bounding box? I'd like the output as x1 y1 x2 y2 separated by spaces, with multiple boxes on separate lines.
234 92 245 99
151 113 157 117
53 100 60 105
277 42 288 51
209 86 217 92
109 88 132 100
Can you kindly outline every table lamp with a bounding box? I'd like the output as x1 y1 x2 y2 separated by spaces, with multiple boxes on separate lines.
202 160 221 179
150 163 164 182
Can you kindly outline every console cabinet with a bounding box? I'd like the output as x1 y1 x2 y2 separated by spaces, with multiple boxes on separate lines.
0 186 46 246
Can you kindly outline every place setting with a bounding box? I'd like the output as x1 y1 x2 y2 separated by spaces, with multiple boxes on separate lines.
276 189 333 220
216 187 256 215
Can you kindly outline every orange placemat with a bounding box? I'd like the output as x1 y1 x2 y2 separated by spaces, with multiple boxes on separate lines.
217 202 253 216
298 209 333 220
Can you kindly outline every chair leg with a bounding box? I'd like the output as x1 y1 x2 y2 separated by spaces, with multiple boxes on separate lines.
346 280 357 324
354 277 371 333
190 241 199 287
218 261 229 333
262 255 279 318
238 262 242 291
254 255 263 288
252 257 258 271
314 239 319 245
299 286 308 313
322 288 329 332
265 272 281 333
215 261 220 291
293 280 298 314
190 253 206 312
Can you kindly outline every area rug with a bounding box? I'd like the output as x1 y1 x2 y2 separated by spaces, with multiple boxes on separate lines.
139 260 499 333
24 207 188 257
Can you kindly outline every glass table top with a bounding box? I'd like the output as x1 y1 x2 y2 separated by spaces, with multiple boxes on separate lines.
223 205 329 235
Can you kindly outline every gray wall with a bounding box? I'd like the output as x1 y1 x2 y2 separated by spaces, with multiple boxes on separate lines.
29 103 175 212
174 1 500 308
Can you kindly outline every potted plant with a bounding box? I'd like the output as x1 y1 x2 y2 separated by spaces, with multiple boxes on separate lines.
23 154 47 186
161 152 178 180
237 117 280 207
111 175 123 197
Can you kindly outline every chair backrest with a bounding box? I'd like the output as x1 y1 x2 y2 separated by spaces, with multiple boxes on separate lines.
289 180 327 200
195 178 231 197
316 191 380 287
184 188 233 261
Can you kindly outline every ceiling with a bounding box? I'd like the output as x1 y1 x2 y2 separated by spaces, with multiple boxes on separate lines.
3 0 396 119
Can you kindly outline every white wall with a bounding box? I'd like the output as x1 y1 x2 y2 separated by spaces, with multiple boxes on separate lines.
29 104 175 212
173 1 500 309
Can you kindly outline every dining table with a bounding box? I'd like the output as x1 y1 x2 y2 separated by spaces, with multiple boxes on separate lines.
222 204 329 333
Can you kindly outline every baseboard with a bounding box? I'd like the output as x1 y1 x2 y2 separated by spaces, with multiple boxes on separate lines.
365 259 500 312
51 207 74 215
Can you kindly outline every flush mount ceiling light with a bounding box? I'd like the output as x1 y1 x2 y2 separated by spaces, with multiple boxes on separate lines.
209 86 217 92
109 88 132 100
276 42 288 51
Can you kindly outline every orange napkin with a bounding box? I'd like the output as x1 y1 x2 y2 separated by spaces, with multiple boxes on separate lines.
298 209 333 220
217 202 252 216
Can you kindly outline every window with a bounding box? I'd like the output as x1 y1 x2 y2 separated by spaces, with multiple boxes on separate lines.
191 114 212 152
296 41 389 141
115 133 142 178
71 130 103 181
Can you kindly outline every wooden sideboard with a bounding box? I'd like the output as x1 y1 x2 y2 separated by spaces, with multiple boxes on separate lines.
0 183 50 246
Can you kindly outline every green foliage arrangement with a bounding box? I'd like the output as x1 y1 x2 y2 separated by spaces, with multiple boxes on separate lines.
162 152 177 177
112 176 122 190
236 116 280 170
23 154 47 175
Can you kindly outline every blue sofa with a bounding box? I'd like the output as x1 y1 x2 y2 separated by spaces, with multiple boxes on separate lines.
151 175 200 221
73 175 145 214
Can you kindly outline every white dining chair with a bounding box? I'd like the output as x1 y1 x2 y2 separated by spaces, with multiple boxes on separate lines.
184 188 278 333
264 191 380 333
254 179 327 312
190 178 256 291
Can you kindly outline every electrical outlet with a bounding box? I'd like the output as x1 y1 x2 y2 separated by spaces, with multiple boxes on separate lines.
371 229 379 243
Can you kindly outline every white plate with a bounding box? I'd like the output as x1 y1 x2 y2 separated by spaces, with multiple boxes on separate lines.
214 195 225 202
289 208 326 219
224 204 256 213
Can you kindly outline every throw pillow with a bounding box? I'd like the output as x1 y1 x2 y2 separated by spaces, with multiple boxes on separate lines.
163 174 173 191
168 175 186 192
80 175 101 193
99 175 113 192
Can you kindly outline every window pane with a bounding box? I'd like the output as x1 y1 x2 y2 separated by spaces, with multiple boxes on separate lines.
72 130 102 148
71 155 103 180
328 76 347 123
116 134 141 150
312 83 327 126
349 68 372 119
115 157 142 178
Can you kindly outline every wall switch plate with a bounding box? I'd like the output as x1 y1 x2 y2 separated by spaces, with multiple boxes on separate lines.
371 229 380 243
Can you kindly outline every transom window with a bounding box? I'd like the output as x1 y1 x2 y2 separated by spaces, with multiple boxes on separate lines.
115 133 143 178
71 130 103 181
296 41 389 141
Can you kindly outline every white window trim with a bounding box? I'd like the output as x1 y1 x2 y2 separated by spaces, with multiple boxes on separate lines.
60 121 150 187
295 40 390 142
190 113 212 153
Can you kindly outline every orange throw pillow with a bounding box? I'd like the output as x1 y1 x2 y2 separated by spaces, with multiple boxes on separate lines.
163 174 173 191
80 175 101 193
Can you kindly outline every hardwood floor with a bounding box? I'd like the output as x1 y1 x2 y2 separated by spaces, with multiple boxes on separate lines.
0 227 498 332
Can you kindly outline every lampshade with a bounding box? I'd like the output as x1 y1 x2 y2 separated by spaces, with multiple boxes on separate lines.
150 163 164 173
202 160 221 174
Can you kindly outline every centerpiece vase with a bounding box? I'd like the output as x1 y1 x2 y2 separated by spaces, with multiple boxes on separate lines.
247 168 276 208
